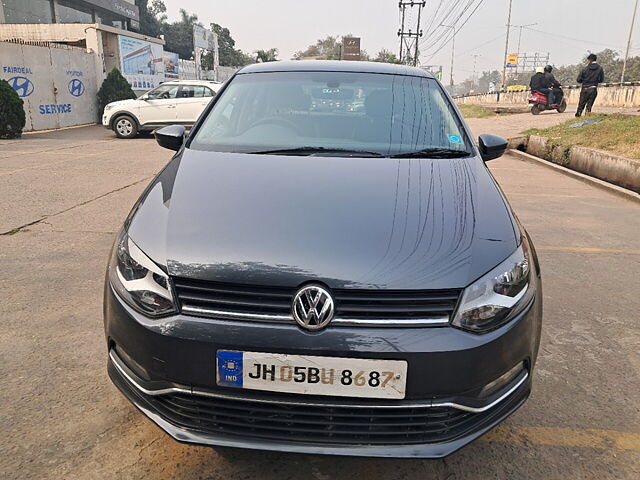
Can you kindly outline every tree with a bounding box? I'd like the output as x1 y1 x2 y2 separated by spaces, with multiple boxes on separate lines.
255 48 279 63
201 23 254 67
97 68 137 116
161 9 201 59
372 49 401 64
294 35 343 60
477 70 501 93
0 79 26 138
135 0 166 38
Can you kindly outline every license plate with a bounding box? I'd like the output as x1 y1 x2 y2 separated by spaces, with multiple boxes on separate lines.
216 350 407 399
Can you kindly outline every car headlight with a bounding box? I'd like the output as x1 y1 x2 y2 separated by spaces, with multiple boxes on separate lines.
104 104 114 112
451 239 536 333
108 230 176 317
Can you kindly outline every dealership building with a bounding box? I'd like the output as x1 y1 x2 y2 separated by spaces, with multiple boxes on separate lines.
0 0 171 131
0 0 140 30
0 1 230 132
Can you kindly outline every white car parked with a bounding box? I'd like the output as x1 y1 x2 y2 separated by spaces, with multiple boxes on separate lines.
102 80 222 139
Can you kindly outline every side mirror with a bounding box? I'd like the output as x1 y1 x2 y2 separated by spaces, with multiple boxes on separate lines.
154 125 186 151
478 134 508 162
139 95 149 101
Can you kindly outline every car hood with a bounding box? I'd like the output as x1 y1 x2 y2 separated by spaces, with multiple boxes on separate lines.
127 148 518 290
107 99 139 109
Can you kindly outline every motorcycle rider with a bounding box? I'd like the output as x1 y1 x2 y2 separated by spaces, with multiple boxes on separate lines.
530 67 555 105
576 53 605 117
543 65 563 105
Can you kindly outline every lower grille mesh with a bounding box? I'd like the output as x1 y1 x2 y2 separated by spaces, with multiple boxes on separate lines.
149 392 485 445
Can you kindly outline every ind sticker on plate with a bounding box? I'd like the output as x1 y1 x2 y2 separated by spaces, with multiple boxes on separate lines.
217 350 243 388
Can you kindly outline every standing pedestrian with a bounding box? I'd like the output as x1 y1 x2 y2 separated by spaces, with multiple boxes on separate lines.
576 53 605 117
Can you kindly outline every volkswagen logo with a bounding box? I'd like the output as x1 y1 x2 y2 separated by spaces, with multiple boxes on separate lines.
292 285 335 331
8 76 34 98
68 79 85 97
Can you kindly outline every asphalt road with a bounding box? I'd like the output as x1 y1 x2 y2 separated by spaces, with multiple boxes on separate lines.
1 123 639 479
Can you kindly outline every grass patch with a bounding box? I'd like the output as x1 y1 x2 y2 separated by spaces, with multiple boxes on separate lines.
524 114 640 160
457 104 498 119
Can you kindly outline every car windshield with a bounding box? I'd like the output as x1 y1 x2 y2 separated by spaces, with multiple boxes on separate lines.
189 71 471 157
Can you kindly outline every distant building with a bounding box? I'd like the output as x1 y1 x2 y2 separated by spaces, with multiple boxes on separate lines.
0 0 140 31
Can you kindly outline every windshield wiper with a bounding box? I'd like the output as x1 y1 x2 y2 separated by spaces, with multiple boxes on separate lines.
390 148 471 159
250 147 385 157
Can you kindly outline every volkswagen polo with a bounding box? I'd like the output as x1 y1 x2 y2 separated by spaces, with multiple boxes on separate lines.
104 61 542 458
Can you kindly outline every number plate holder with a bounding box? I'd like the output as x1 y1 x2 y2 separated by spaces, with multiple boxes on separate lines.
216 350 407 399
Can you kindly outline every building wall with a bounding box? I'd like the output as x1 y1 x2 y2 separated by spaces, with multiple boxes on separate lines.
0 40 98 131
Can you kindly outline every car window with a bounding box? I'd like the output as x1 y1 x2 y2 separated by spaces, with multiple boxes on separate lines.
178 85 215 98
147 85 179 100
190 71 470 156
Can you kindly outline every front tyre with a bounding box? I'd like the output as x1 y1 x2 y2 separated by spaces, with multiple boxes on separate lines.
531 104 542 115
113 115 138 139
557 99 567 113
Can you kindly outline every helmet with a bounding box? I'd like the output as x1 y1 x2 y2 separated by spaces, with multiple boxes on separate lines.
535 67 544 73
544 65 553 73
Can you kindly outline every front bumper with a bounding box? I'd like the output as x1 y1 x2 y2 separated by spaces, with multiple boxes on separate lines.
104 284 541 457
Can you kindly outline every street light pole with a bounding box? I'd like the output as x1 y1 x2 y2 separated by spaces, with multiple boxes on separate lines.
502 0 513 90
621 0 639 83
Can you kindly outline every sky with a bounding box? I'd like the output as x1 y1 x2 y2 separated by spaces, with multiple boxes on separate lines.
163 0 640 83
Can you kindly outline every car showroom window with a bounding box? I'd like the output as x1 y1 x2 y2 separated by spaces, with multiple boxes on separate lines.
147 85 179 99
190 72 470 156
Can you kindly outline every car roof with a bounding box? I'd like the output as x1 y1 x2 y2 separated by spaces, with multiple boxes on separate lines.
162 80 222 86
238 60 435 78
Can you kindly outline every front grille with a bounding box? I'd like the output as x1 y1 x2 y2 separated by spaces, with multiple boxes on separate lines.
173 278 293 316
149 391 483 445
173 278 461 324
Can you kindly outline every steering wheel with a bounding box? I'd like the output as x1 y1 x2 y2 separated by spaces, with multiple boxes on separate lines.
247 117 305 136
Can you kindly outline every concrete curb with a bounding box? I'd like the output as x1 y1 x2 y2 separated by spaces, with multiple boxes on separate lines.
524 135 640 193
508 149 640 205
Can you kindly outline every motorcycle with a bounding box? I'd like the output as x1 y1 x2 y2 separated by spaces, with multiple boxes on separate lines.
528 88 567 115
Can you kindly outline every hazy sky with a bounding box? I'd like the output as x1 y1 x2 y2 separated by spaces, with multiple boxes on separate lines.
163 0 639 82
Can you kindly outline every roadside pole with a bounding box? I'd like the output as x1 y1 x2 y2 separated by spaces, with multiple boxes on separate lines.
502 0 513 90
621 0 639 83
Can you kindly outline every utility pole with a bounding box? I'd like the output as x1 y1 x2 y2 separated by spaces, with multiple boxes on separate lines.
502 0 513 89
398 1 426 66
512 23 537 76
471 54 481 87
440 24 456 87
621 0 639 83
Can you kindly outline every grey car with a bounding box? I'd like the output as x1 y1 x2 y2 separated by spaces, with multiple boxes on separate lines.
104 61 542 458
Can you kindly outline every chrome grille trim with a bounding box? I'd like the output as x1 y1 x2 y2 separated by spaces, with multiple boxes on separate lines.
180 305 450 327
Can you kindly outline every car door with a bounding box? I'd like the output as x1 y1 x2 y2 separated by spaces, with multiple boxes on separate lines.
175 85 216 125
138 84 179 126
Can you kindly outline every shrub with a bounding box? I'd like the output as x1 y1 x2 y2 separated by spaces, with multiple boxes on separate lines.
0 79 26 139
96 68 137 116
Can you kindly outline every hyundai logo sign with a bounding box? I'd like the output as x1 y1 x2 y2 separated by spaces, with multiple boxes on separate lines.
8 76 34 98
68 79 85 97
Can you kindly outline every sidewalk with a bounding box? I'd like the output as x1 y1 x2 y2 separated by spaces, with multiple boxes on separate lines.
472 103 640 116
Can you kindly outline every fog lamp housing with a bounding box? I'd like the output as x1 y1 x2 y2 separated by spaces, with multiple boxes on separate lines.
479 362 526 398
